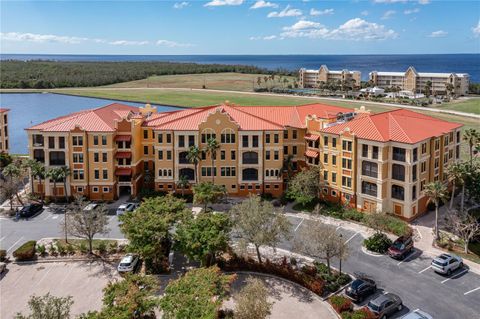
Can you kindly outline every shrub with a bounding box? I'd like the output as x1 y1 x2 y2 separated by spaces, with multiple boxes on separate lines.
329 295 352 313
97 241 107 254
0 249 7 261
49 243 57 256
314 262 330 275
341 309 376 319
66 244 75 255
364 233 392 254
13 240 37 261
57 243 67 255
384 216 411 236
290 257 297 266
337 273 351 286
108 241 118 254
343 209 365 222
37 244 46 256
79 242 88 254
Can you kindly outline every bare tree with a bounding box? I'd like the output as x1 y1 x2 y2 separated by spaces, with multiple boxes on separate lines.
63 196 109 254
445 210 480 254
337 234 350 275
293 220 341 275
234 277 273 319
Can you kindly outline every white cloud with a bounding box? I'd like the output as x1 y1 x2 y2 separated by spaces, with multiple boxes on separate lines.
310 8 334 16
250 0 277 9
0 32 88 44
173 2 189 9
249 35 277 40
404 8 420 14
156 39 193 47
267 5 302 18
373 0 429 3
473 20 480 37
381 10 396 20
109 40 150 46
204 0 243 7
418 0 430 4
428 30 448 38
280 18 398 41
361 10 369 16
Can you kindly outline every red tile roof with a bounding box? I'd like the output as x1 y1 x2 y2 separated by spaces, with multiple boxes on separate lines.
305 134 320 141
26 103 140 132
115 168 132 176
0 108 10 113
320 109 463 144
305 150 319 158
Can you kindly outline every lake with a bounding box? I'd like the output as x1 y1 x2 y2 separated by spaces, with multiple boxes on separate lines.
0 93 180 154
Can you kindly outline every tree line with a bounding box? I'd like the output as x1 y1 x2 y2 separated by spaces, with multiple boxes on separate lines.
0 60 289 89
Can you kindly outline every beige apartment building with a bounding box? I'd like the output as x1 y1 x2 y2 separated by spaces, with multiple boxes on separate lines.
369 66 469 95
0 108 9 153
299 65 361 89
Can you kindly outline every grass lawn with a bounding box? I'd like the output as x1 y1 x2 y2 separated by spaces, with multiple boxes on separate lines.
437 97 480 114
54 238 119 250
104 72 296 92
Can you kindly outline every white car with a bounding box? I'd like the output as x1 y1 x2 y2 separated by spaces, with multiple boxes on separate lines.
116 203 138 216
401 309 433 319
431 253 463 275
83 203 99 212
117 254 139 273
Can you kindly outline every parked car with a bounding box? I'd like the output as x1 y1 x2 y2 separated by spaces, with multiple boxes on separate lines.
0 262 6 274
431 253 463 275
366 293 403 319
116 203 139 216
83 203 99 212
19 203 43 218
388 236 414 260
117 254 139 273
401 309 433 319
345 277 377 302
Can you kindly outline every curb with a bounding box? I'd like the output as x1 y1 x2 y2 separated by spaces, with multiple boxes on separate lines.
12 257 121 265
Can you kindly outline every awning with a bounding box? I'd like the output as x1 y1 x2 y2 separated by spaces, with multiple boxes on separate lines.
305 150 319 158
115 135 132 142
305 134 320 141
115 168 132 176
115 151 132 159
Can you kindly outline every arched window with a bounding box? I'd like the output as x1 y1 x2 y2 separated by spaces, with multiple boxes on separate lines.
179 151 189 164
179 168 195 181
392 164 405 181
242 151 258 164
392 185 404 200
221 128 236 144
201 129 216 143
242 168 258 181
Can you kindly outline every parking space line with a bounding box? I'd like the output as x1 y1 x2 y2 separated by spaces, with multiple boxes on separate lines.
418 265 431 273
0 236 5 242
441 269 468 284
335 225 342 231
6 236 24 253
464 287 480 295
294 218 304 232
345 231 359 244
34 264 55 288
42 214 52 221
397 250 416 266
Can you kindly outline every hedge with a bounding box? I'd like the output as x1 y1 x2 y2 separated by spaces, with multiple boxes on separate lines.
329 295 352 313
13 240 37 261
0 249 6 261
364 233 392 254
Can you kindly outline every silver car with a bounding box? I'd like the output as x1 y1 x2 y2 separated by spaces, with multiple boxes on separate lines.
117 254 139 273
401 309 433 319
431 253 463 275
366 293 403 319
116 203 138 216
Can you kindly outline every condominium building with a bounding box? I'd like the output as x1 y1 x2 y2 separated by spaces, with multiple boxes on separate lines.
0 108 9 153
369 66 469 95
299 65 361 89
26 101 462 221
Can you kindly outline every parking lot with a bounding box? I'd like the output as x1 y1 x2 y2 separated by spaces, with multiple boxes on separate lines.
283 215 480 319
0 261 119 318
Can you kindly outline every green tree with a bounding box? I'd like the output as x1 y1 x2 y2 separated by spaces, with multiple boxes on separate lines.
46 166 65 203
15 293 73 319
0 151 13 168
193 182 226 212
424 80 432 98
22 159 41 196
463 128 480 165
446 83 454 98
132 194 191 226
230 195 291 263
174 212 231 266
59 166 70 202
287 166 321 206
424 181 449 240
205 137 220 184
160 266 235 319
186 145 202 184
2 162 25 206
234 277 273 319
176 174 190 196
446 162 466 210
282 154 295 190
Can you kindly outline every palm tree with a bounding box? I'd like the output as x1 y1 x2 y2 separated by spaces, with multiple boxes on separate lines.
423 181 448 240
32 163 46 202
424 81 432 98
205 138 220 184
463 128 480 165
23 159 39 195
46 167 65 203
446 83 454 98
186 145 202 184
446 162 464 210
256 76 262 88
59 166 70 203
176 175 189 196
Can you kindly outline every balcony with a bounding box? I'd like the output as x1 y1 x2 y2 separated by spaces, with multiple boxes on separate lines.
242 152 258 165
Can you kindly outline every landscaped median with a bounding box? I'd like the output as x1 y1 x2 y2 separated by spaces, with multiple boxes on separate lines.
329 295 376 319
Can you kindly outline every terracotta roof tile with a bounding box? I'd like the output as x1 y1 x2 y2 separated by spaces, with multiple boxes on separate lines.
0 108 10 113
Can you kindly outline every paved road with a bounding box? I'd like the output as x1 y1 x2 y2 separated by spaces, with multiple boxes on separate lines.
283 215 480 319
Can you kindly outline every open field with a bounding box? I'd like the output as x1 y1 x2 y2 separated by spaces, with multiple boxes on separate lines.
104 72 296 92
437 97 480 114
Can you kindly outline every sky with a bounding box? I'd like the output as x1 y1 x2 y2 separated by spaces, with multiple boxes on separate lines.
1 0 479 55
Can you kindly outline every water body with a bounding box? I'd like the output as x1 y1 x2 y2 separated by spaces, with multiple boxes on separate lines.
0 93 180 154
2 54 479 82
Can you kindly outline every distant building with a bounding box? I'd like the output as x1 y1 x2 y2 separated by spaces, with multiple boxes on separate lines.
369 66 469 96
299 65 361 89
360 87 385 96
0 108 9 153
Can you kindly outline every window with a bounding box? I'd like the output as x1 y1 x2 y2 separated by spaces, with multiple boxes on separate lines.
372 146 379 159
392 164 405 181
252 135 259 147
179 168 195 180
73 170 84 180
274 134 279 144
292 130 297 139
421 161 426 173
332 138 337 148
421 142 427 154
178 152 189 164
220 167 236 177
103 187 110 193
434 158 439 169
362 161 378 178
201 151 206 160
342 158 352 170
143 130 148 139
392 185 405 200
72 136 83 146
274 151 279 160
362 144 368 157
34 149 45 163
284 146 288 155
49 151 65 166
166 134 172 143
332 155 337 166
158 133 163 143
201 167 216 177
221 150 226 160
243 151 258 164
58 137 65 149
412 164 417 181
393 147 406 162
231 150 236 160
158 151 163 160
242 136 249 148
265 134 270 144
144 146 148 155
94 153 99 162
412 185 417 200
94 169 100 179
103 169 108 180
102 135 107 145
456 145 460 159
188 135 195 147
420 180 426 191
456 131 460 143
342 140 352 151
73 153 84 163
323 171 328 181
201 130 216 143
242 168 258 181
332 172 337 183
93 136 99 145
324 136 328 147
167 151 172 160
434 139 440 150
92 187 99 193
444 153 448 164
77 187 83 192
178 136 185 148
48 136 55 149
323 154 328 163
265 151 271 160
413 148 418 162
342 176 352 188
292 146 297 155
283 130 288 139
362 181 377 197
102 152 107 162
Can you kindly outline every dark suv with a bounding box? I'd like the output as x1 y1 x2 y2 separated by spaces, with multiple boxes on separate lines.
388 236 414 260
345 277 377 302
